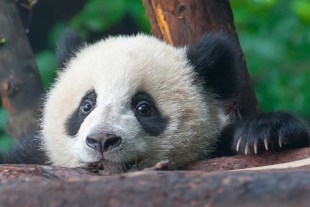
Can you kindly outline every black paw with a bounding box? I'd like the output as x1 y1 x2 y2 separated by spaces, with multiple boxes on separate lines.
231 112 310 155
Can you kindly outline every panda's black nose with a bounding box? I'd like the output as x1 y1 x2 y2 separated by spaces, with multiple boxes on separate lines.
86 133 122 153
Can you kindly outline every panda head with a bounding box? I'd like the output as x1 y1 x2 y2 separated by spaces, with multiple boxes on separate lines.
41 30 238 173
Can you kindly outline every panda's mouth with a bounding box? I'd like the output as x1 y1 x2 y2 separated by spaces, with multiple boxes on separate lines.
84 161 103 173
85 159 138 174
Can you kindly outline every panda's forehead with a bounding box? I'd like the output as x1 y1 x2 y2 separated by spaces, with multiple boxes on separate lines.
60 35 193 102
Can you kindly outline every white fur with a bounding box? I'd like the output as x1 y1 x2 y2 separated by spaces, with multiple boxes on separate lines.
40 34 228 172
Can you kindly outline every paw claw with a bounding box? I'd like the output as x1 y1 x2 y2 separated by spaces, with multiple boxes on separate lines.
254 139 258 154
236 137 242 152
245 142 249 155
264 138 269 151
279 135 282 148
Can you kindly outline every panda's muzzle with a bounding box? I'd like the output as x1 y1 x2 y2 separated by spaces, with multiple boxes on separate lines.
86 133 122 153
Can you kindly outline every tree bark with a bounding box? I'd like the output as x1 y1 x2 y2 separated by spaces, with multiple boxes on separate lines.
1 147 310 183
0 1 44 139
1 165 310 206
142 0 260 119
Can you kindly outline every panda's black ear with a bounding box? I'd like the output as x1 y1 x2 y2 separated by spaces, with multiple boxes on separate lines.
187 31 239 99
56 30 86 69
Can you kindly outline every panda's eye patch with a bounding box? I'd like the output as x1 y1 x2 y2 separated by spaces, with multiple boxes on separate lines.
81 99 94 115
136 101 151 116
66 89 97 137
78 89 97 116
131 92 167 136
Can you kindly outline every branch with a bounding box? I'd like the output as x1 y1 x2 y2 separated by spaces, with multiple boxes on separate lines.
0 1 44 139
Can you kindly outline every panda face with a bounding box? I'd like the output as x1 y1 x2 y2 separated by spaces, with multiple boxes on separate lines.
41 34 226 172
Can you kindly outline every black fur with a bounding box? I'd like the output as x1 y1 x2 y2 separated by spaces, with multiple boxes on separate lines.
66 89 97 137
56 30 86 69
217 111 310 155
188 33 310 156
187 31 239 99
131 92 167 136
212 124 237 157
0 135 47 164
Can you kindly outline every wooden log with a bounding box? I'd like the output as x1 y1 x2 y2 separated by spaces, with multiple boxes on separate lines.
142 0 260 119
1 166 310 206
0 1 44 139
1 147 310 183
0 165 96 183
1 147 310 206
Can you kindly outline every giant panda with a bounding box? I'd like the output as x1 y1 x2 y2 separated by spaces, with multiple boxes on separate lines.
0 30 309 174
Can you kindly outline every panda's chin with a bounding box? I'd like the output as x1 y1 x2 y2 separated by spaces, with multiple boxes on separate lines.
84 160 104 172
85 159 138 174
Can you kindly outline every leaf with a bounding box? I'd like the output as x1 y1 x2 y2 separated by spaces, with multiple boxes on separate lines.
292 0 310 22
125 0 151 32
47 22 69 48
35 50 57 89
0 135 13 151
0 108 7 130
71 0 127 32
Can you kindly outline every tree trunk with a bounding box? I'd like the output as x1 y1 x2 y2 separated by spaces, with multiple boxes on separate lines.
0 1 44 139
142 0 260 120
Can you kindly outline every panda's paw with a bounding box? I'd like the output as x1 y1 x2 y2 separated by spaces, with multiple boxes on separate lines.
232 112 310 155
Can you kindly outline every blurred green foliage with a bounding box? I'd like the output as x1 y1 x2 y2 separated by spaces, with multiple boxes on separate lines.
0 107 13 150
0 0 309 149
231 0 310 116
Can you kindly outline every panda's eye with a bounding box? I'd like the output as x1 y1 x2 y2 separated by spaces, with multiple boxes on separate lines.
136 102 151 116
81 99 94 115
